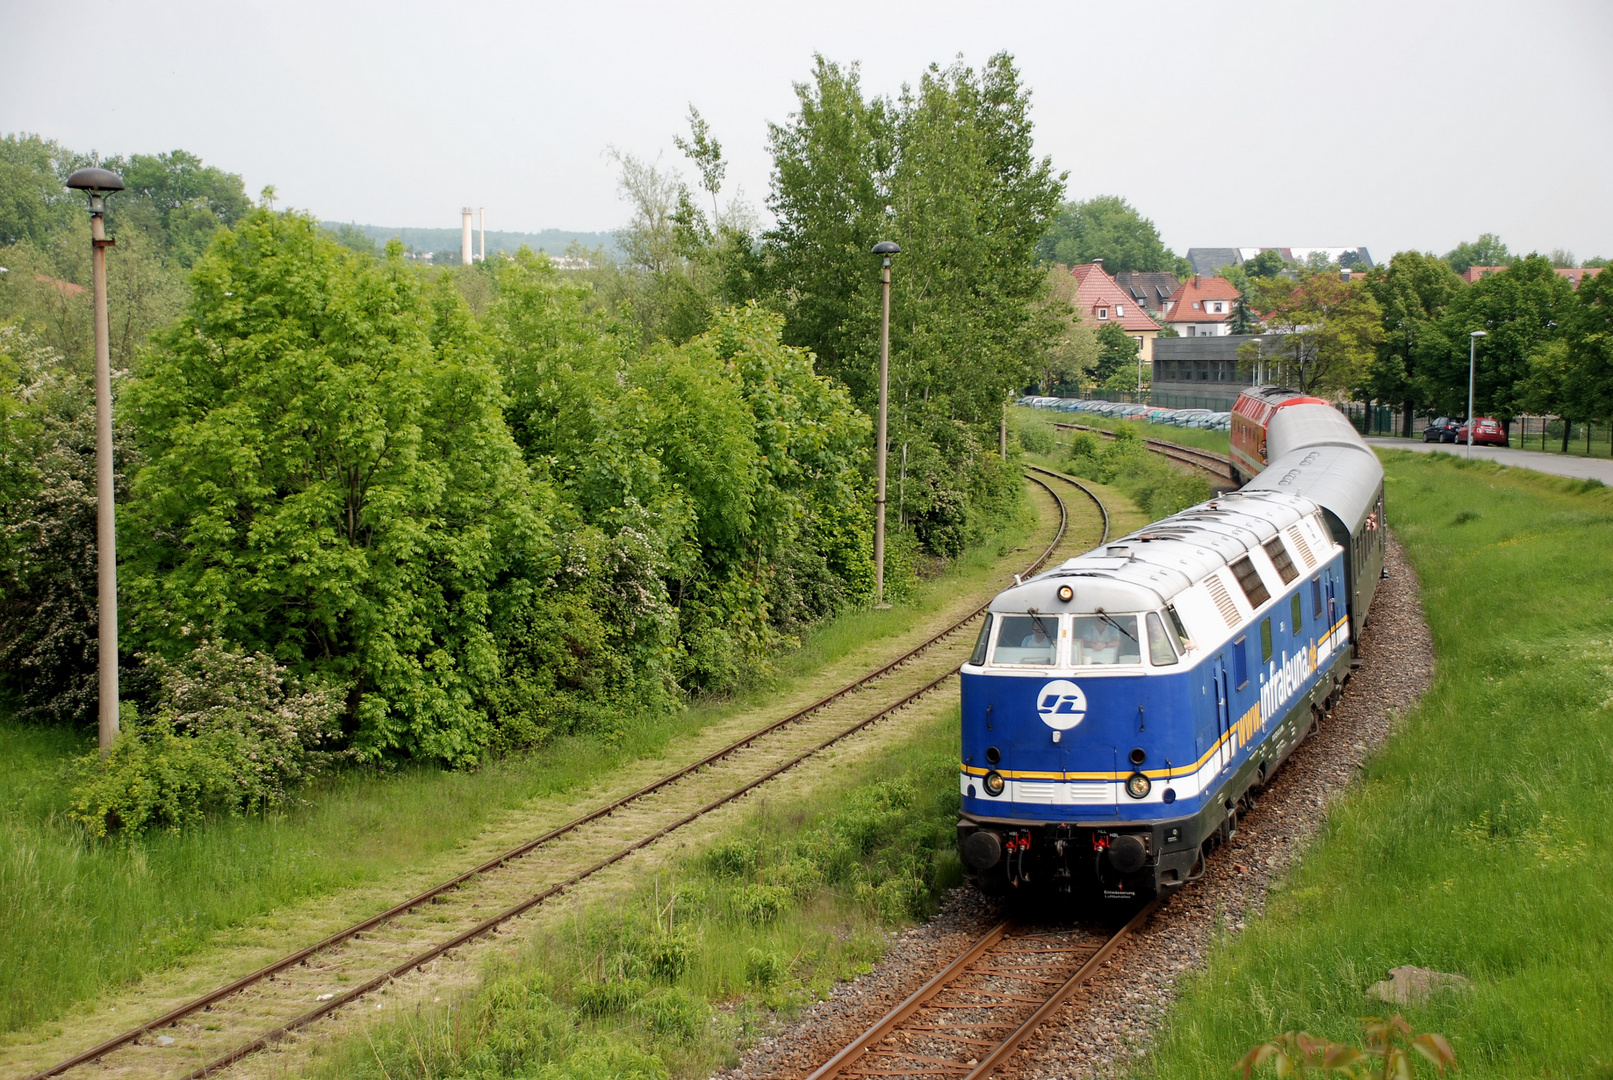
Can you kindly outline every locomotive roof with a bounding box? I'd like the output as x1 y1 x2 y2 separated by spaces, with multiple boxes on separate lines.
988 488 1319 614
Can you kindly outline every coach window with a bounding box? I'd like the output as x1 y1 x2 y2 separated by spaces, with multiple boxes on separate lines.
1310 576 1324 621
1233 634 1249 689
1146 613 1179 666
969 613 994 666
992 614 1058 666
1260 617 1273 663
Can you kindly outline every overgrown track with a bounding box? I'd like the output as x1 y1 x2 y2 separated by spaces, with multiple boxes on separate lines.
1052 421 1236 484
804 900 1159 1080
25 475 1100 1080
1024 465 1110 546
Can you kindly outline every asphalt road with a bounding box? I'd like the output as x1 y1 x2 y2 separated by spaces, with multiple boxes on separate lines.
1365 437 1613 484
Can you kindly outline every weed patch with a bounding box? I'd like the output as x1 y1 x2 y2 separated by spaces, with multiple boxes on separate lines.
1061 424 1213 518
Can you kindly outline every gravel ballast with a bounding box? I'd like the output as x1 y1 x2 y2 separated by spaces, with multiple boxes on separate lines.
715 531 1434 1080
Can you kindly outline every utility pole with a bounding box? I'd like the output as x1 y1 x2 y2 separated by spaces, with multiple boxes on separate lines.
66 167 125 754
871 241 901 607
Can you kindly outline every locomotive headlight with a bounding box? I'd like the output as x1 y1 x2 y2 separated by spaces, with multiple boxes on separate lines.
983 770 1006 797
1057 585 1074 602
1125 772 1152 799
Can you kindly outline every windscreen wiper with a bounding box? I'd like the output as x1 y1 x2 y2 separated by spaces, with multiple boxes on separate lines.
1095 610 1136 641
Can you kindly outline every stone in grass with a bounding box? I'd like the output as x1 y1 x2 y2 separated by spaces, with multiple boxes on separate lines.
1367 966 1473 1005
154 1036 176 1047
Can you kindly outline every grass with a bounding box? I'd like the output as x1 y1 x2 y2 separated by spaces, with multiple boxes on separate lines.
1132 451 1613 1080
306 704 971 1080
1012 404 1233 457
0 500 1043 1035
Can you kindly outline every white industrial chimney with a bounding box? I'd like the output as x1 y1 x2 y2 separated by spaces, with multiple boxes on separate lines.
478 208 486 263
461 208 474 265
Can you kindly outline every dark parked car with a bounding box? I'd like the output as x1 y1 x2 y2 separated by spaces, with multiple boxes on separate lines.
1456 417 1508 446
1423 417 1459 442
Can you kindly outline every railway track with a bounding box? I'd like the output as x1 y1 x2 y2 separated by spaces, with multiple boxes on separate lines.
22 474 1108 1080
1052 421 1237 484
805 900 1159 1080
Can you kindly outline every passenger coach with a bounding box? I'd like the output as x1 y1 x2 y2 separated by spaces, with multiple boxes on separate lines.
958 387 1385 899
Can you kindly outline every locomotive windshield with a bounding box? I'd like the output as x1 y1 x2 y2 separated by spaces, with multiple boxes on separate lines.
1070 614 1141 666
991 614 1058 666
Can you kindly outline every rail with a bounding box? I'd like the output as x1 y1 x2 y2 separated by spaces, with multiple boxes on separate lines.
26 475 1090 1080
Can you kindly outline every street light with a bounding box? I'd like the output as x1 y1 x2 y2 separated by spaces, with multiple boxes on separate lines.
66 166 125 754
1467 329 1487 460
871 240 901 608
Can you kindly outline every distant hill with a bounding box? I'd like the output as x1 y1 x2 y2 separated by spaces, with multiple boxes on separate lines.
322 222 620 259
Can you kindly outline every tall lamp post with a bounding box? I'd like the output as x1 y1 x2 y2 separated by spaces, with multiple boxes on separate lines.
1467 329 1487 460
871 241 901 608
66 167 125 753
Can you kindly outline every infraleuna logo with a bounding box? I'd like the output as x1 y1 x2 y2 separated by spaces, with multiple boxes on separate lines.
1036 680 1086 730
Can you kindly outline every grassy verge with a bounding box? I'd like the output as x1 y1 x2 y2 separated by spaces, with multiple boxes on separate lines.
0 499 1040 1034
1133 451 1613 1080
307 705 969 1080
1012 404 1233 457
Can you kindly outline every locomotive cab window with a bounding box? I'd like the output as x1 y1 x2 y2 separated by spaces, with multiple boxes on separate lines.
1070 614 1141 667
992 615 1058 666
969 613 994 666
1146 613 1179 666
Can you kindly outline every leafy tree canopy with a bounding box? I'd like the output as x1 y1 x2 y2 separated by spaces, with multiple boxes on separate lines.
1240 272 1383 395
1035 195 1188 276
1443 232 1512 275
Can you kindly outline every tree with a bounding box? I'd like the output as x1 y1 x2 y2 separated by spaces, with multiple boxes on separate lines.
1443 232 1512 275
1419 254 1574 432
766 53 1062 555
1035 266 1099 393
1035 195 1187 275
1361 251 1464 435
0 134 79 246
1240 271 1382 394
673 105 726 224
1562 266 1613 439
1093 321 1140 385
123 214 546 764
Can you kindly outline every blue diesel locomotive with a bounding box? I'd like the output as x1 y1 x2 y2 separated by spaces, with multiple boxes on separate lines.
957 388 1386 899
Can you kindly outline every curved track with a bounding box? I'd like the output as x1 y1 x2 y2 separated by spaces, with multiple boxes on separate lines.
25 474 1103 1080
1052 421 1236 484
805 900 1159 1080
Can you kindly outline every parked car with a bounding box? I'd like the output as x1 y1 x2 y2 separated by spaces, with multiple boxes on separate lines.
1422 417 1460 443
1456 416 1508 446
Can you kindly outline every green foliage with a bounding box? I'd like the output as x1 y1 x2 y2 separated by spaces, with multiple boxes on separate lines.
1063 424 1211 518
0 134 80 246
68 643 345 836
1359 252 1465 424
123 211 545 763
1094 320 1141 383
1418 254 1574 420
1036 194 1187 275
1243 271 1383 394
766 53 1059 557
1442 232 1511 275
1016 422 1054 455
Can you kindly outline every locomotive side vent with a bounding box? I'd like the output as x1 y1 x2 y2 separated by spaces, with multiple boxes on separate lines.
1205 574 1242 628
1287 525 1315 568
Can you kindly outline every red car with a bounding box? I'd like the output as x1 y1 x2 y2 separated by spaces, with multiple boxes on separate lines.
1455 417 1508 446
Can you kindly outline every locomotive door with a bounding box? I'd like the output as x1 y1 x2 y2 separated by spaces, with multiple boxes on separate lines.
1324 572 1340 652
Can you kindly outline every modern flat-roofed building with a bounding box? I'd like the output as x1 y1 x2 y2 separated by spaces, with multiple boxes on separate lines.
1150 334 1272 410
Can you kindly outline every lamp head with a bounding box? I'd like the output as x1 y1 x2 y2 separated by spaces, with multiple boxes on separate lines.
1470 329 1488 338
871 241 901 255
66 168 125 215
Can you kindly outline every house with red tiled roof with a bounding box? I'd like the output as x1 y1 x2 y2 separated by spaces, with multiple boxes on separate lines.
1068 260 1164 363
1161 276 1241 337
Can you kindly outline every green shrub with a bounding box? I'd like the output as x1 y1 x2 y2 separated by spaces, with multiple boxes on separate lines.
630 987 707 1041
744 947 788 988
574 978 647 1017
68 642 345 836
1063 422 1211 519
1017 423 1054 455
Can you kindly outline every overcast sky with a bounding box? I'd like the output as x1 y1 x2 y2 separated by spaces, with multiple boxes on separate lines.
5 0 1611 261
